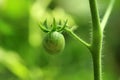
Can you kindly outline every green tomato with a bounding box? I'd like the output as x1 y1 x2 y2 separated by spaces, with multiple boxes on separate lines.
43 31 65 54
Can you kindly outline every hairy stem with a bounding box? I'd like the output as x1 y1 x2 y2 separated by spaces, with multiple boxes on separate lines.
65 0 115 80
89 0 103 80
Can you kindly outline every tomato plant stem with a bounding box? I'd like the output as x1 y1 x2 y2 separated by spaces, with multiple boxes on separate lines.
65 28 90 48
89 0 103 80
65 0 115 79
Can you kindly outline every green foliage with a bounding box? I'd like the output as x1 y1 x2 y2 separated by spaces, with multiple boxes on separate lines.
0 0 118 80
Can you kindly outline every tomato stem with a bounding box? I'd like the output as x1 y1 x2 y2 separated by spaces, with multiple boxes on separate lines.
65 0 115 80
65 28 91 49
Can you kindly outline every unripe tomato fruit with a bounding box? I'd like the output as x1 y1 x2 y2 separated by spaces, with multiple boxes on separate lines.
43 31 65 54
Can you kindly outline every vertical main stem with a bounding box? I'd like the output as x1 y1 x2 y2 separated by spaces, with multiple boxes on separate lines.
89 0 103 80
91 43 103 80
93 53 102 80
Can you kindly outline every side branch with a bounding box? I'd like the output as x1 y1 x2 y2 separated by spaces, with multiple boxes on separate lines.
101 0 115 31
65 28 90 49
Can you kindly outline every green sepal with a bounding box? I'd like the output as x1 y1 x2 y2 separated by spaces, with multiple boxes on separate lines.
57 19 68 32
39 23 50 33
51 18 57 31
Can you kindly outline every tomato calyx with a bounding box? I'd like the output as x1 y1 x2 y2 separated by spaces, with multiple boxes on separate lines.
39 18 68 33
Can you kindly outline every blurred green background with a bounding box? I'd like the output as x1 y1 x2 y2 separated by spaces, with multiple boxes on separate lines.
0 0 120 80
